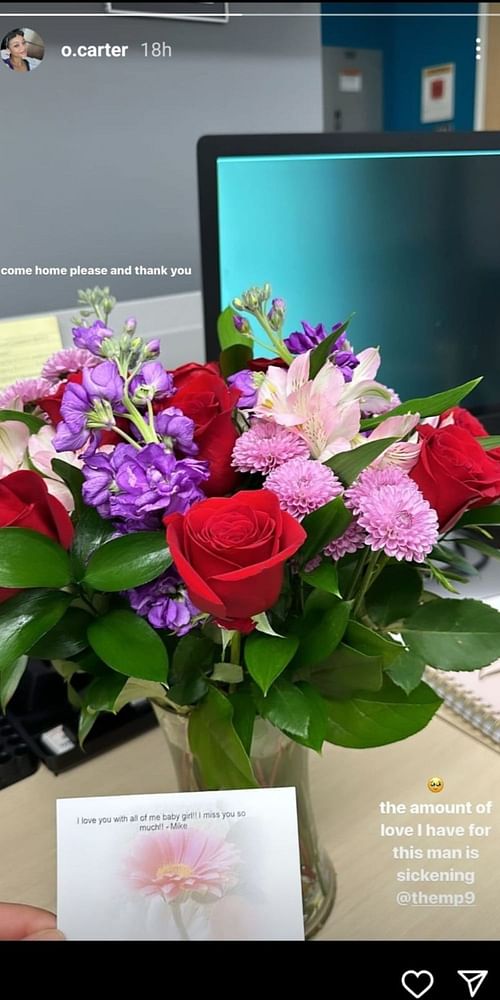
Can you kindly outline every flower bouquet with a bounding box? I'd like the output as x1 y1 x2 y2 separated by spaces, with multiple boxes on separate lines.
1 284 500 934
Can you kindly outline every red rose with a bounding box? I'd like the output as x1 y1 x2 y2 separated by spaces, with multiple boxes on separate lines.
441 406 489 437
0 471 74 604
165 366 241 496
170 361 221 389
165 489 306 624
248 356 288 372
410 424 500 530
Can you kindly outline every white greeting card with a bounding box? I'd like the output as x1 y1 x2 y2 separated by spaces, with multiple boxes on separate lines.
57 787 304 941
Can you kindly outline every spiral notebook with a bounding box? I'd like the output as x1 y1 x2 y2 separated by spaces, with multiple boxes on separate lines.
425 595 500 749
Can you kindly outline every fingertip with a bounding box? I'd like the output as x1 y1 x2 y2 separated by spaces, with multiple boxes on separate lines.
23 928 66 941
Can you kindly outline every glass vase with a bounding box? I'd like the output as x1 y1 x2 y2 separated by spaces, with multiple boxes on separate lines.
152 703 336 939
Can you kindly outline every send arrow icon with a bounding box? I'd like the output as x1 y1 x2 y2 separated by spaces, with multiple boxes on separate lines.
457 971 488 998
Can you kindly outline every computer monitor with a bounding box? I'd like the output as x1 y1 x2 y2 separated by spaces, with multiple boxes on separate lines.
197 132 500 430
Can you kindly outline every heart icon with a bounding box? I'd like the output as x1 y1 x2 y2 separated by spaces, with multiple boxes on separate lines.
401 971 434 999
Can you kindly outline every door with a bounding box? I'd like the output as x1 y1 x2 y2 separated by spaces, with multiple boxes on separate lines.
322 46 383 132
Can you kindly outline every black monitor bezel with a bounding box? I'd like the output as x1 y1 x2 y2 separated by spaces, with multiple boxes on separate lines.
197 131 500 389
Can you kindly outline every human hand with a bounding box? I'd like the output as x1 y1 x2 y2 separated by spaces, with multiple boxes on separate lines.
0 902 65 940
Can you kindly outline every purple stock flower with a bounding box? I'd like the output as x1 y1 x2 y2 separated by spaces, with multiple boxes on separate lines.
82 361 124 404
72 320 113 355
284 321 330 354
126 569 200 635
82 443 209 529
227 369 258 409
54 361 124 452
331 332 359 383
155 407 198 456
54 382 93 451
130 362 173 402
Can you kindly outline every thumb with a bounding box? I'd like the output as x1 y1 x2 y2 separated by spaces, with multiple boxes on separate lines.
22 928 66 941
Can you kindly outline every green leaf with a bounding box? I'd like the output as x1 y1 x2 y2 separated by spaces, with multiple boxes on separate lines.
325 677 442 748
29 607 92 659
361 377 482 430
299 643 383 699
0 528 71 589
70 506 115 581
386 650 426 695
293 592 351 670
114 678 167 713
219 344 253 378
78 707 99 747
217 306 251 351
365 564 423 627
211 662 244 684
430 544 478 577
326 438 397 486
345 620 402 666
88 610 169 681
84 532 172 591
299 497 352 566
81 671 127 714
244 632 299 696
425 562 461 594
188 686 257 789
452 538 500 562
454 505 500 529
51 459 85 517
0 409 45 433
301 559 340 596
309 318 351 380
168 633 214 706
227 691 256 756
478 436 500 450
0 590 72 672
253 679 327 751
402 598 500 670
0 655 28 712
252 612 284 637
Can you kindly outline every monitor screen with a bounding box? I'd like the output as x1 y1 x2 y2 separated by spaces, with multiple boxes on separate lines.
198 134 500 424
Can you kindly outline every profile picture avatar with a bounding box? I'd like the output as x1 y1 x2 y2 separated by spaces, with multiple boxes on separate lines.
1 27 44 72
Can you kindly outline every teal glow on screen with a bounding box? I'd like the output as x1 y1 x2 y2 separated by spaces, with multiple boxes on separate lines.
217 150 500 409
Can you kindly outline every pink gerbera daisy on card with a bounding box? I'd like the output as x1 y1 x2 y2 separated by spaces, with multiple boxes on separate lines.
124 829 240 903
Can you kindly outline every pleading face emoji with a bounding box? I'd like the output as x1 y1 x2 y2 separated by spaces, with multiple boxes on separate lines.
427 776 444 794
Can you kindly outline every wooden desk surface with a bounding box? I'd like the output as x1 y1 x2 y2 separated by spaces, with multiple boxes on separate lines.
0 716 498 940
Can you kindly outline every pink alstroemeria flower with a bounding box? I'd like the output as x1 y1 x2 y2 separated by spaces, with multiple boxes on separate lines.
255 351 361 461
338 347 394 415
124 829 240 902
27 425 83 512
359 414 422 473
0 420 30 477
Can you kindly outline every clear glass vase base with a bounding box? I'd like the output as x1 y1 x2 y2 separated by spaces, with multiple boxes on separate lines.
303 852 336 939
153 703 336 940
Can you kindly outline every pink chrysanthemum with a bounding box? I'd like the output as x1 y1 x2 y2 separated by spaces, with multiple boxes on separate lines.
324 519 367 561
124 829 240 902
344 466 406 514
0 377 55 409
345 466 438 562
42 347 98 383
265 457 343 521
232 420 309 475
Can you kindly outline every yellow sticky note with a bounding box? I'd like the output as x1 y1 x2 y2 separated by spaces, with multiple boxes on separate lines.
0 315 62 391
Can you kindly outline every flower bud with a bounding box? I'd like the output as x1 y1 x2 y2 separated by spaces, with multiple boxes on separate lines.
145 338 161 358
124 317 137 333
233 315 251 335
